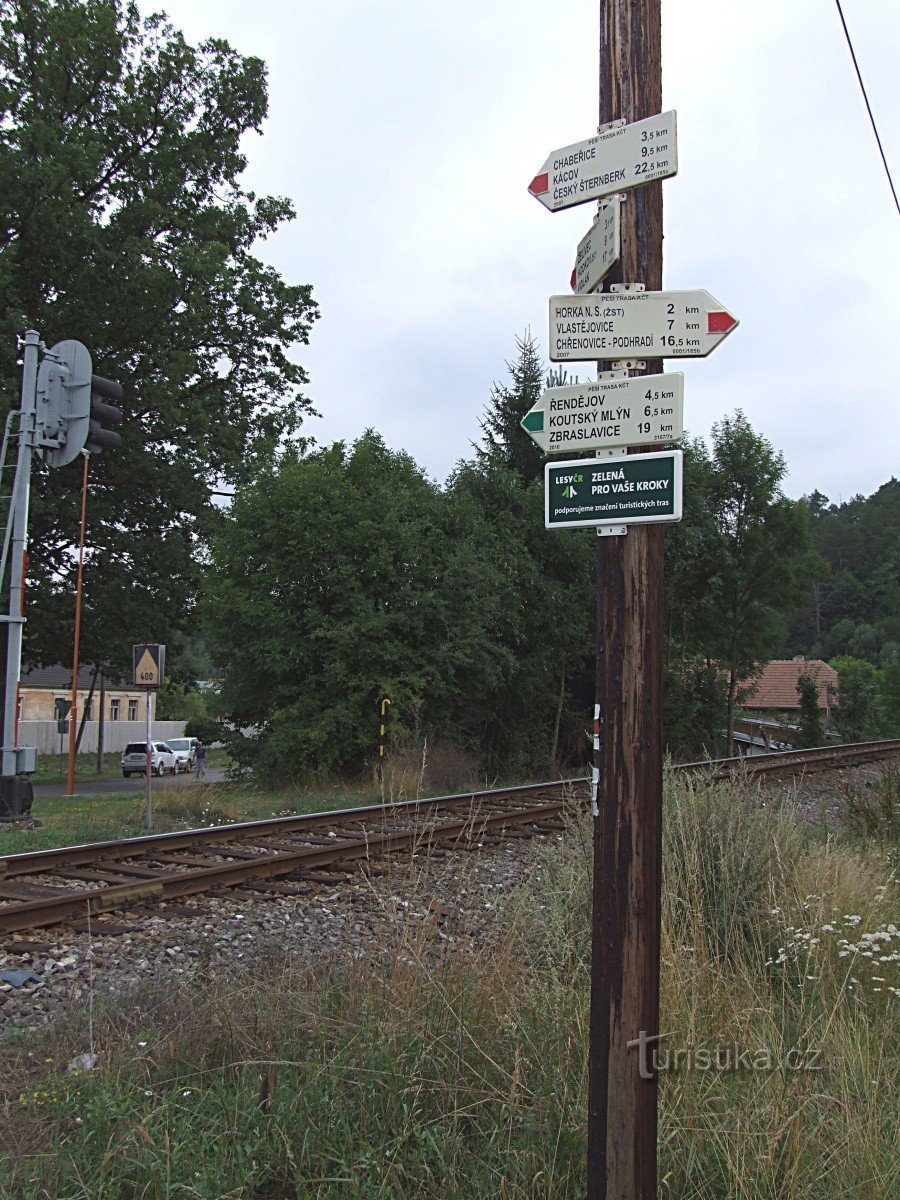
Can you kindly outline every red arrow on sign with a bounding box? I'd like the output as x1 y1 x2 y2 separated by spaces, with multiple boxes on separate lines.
528 173 549 197
707 311 737 334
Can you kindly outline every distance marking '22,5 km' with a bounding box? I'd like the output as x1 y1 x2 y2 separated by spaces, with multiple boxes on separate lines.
548 289 739 362
528 111 677 212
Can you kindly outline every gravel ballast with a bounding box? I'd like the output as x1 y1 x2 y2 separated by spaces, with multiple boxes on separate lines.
0 831 560 1033
1 760 893 1035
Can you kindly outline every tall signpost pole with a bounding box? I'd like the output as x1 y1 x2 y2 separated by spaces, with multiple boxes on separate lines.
590 2 664 1197
1 330 40 781
527 4 736 1191
133 643 164 830
145 692 153 830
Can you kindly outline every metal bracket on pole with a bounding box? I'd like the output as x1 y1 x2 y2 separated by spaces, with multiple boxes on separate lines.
598 119 627 134
595 192 625 219
595 447 628 536
596 191 626 220
596 368 629 381
608 285 646 373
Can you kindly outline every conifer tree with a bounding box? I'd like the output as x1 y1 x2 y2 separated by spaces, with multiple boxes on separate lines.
477 331 546 484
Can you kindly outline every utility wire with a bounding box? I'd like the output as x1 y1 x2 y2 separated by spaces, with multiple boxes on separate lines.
834 0 899 215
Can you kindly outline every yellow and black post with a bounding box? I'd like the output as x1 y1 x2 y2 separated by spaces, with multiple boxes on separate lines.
377 697 391 779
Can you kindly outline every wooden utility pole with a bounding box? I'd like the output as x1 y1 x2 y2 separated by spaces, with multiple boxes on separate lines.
589 2 664 1198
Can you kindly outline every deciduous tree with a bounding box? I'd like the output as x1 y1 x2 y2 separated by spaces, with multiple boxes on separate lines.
0 0 317 675
666 414 821 752
206 433 520 779
710 415 822 750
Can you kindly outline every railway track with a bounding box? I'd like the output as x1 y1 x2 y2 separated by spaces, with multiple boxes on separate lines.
680 738 900 780
1 739 897 935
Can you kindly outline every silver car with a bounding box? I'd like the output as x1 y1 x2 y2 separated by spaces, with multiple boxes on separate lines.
166 737 198 773
121 742 178 778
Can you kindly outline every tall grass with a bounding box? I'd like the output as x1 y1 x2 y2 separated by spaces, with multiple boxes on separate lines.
0 773 896 1198
654 775 898 1198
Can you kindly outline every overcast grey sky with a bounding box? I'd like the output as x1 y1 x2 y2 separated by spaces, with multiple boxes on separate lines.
150 0 898 501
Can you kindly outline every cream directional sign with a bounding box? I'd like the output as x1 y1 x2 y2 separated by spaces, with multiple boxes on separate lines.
522 373 683 455
133 643 165 689
545 450 683 529
549 290 738 362
528 111 677 212
571 203 620 293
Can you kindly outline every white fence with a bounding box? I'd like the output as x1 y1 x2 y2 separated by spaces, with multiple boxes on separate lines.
20 720 187 756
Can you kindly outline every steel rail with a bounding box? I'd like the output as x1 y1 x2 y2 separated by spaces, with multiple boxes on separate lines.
0 740 897 934
3 741 896 881
0 780 579 878
0 801 567 933
680 739 900 779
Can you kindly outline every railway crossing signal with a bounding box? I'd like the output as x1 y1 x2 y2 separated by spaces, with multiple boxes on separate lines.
3 330 128 819
35 340 123 468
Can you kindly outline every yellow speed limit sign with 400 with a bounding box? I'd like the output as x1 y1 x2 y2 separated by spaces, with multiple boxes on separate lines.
133 643 165 689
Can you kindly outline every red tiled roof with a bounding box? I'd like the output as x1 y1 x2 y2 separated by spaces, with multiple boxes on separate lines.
743 660 839 711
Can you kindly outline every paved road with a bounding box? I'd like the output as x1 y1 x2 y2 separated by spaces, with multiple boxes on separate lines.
33 767 227 798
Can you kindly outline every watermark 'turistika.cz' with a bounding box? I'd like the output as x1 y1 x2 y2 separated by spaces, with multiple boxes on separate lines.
627 1032 826 1081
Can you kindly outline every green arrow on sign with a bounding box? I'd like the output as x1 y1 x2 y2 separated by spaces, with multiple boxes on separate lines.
522 410 544 432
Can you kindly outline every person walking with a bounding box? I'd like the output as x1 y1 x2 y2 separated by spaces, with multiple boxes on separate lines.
195 740 207 781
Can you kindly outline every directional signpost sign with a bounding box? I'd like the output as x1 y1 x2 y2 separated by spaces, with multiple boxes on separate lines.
133 643 165 689
54 697 71 738
528 111 677 212
545 450 683 530
572 203 621 293
522 373 683 455
549 289 738 362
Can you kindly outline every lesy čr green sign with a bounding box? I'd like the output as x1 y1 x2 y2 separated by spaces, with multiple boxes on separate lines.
545 450 682 529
